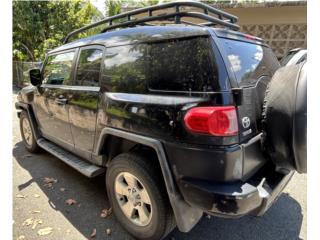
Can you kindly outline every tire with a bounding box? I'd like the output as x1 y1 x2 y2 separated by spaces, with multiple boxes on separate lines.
106 152 175 240
261 62 307 173
19 111 40 153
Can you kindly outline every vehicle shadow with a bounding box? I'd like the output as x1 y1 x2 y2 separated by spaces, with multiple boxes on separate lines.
13 141 303 240
13 141 134 240
167 193 304 240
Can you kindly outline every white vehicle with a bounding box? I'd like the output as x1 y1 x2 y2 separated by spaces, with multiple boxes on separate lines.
280 48 307 66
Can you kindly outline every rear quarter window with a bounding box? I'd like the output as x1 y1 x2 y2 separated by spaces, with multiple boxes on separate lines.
222 39 280 87
148 37 220 92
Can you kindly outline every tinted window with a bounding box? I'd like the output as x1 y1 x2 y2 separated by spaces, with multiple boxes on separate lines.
148 37 219 92
280 50 297 66
222 39 280 86
43 51 75 85
76 48 103 86
102 44 148 93
102 37 221 93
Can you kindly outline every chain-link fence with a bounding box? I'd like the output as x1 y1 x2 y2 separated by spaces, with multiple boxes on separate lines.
13 61 42 88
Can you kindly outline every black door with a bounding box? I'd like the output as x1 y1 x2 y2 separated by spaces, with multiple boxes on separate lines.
68 46 104 162
33 50 77 151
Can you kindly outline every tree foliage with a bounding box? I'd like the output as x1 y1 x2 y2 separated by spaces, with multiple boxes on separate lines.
104 0 161 17
105 0 123 16
13 0 103 62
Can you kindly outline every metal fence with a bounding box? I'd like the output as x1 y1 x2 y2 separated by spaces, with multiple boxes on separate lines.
13 61 41 88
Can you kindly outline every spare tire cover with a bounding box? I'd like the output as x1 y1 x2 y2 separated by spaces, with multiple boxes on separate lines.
262 62 307 173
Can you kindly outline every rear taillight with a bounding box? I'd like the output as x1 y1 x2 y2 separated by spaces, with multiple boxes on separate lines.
184 106 238 136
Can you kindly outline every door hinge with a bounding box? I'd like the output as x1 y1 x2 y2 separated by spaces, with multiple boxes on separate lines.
232 88 243 106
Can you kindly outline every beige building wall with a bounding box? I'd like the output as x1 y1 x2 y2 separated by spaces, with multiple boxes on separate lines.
224 5 307 58
123 2 307 58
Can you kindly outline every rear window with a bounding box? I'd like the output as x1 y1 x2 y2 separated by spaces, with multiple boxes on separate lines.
148 37 220 92
222 39 280 87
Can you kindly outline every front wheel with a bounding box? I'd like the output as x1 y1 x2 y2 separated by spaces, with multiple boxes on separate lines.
19 111 40 153
106 152 175 240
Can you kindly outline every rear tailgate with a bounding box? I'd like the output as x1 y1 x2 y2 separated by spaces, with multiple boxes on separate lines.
218 35 280 142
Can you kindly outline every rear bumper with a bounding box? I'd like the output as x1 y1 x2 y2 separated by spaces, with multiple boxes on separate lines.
165 133 267 183
179 167 294 218
164 133 294 218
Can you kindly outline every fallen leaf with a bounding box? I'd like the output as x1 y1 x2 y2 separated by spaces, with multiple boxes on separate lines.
22 218 34 226
60 188 65 192
206 214 211 219
43 183 53 188
31 210 41 214
106 228 111 236
33 194 40 198
65 198 77 205
37 227 53 236
43 177 57 184
32 219 43 229
16 194 26 199
100 208 112 218
23 217 43 229
90 228 97 238
17 235 26 240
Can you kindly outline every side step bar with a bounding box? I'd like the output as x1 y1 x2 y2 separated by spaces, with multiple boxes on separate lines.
37 138 105 178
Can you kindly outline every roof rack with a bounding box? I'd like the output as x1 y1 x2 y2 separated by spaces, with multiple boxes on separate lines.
63 1 240 44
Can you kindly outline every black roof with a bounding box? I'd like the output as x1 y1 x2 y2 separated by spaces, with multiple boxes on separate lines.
49 25 210 54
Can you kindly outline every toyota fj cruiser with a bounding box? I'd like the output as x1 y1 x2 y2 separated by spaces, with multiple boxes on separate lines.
15 1 307 239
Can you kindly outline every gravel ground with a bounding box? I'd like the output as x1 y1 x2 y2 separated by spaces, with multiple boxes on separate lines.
12 91 306 240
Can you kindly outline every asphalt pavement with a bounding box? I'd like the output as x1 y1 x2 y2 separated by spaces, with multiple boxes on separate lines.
12 91 306 240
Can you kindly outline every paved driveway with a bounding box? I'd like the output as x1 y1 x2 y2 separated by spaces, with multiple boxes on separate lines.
12 92 306 240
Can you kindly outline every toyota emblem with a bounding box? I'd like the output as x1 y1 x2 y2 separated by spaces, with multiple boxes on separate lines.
242 117 250 128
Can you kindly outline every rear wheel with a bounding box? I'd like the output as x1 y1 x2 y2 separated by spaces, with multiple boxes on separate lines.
19 111 40 153
106 152 175 240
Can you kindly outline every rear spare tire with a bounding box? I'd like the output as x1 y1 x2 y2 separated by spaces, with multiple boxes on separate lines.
262 62 307 173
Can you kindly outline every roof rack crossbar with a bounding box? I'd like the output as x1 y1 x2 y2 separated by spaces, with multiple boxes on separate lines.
63 1 239 44
99 11 239 34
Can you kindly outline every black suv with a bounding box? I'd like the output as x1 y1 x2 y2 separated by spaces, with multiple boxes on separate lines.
16 2 307 239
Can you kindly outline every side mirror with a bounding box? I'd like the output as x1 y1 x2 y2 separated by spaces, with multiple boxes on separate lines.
29 68 42 86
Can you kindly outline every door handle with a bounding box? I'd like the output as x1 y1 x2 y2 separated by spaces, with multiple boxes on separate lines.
55 98 68 105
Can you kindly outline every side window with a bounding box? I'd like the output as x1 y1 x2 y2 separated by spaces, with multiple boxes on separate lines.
43 51 75 85
148 37 220 92
75 48 103 86
102 44 148 93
